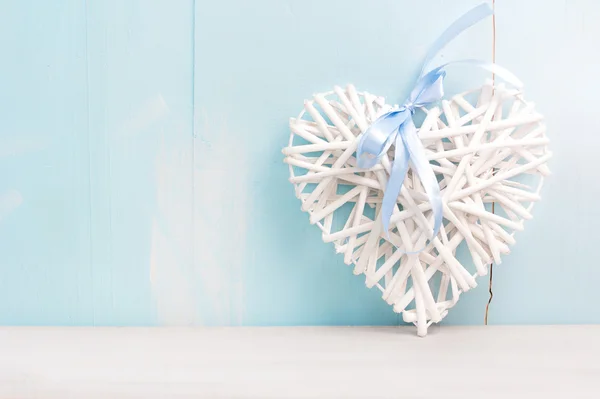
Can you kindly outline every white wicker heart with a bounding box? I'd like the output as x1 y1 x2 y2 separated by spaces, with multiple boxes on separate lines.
283 82 551 336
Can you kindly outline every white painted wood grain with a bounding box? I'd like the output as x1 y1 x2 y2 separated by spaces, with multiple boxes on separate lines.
0 326 597 398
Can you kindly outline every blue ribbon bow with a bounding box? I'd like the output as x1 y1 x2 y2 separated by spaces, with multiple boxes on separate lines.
356 3 522 251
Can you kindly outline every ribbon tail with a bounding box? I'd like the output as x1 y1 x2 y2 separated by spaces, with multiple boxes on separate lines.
400 120 443 240
420 3 493 76
381 131 410 235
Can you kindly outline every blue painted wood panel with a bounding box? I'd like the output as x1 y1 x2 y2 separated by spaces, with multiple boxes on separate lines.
0 0 598 326
0 1 90 325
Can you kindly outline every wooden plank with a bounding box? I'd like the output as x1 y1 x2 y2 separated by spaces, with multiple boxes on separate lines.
484 0 600 324
86 0 194 325
0 1 90 325
0 326 598 397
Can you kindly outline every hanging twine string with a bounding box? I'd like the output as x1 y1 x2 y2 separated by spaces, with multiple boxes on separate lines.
484 0 497 326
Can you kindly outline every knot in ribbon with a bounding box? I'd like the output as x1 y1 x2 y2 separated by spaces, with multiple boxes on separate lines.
355 3 522 252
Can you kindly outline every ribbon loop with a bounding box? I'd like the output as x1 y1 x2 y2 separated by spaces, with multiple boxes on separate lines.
356 3 514 252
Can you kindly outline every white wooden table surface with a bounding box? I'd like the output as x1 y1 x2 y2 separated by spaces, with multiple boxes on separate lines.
1 326 598 398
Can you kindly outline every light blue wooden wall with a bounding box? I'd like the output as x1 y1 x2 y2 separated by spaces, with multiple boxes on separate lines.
0 0 598 326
